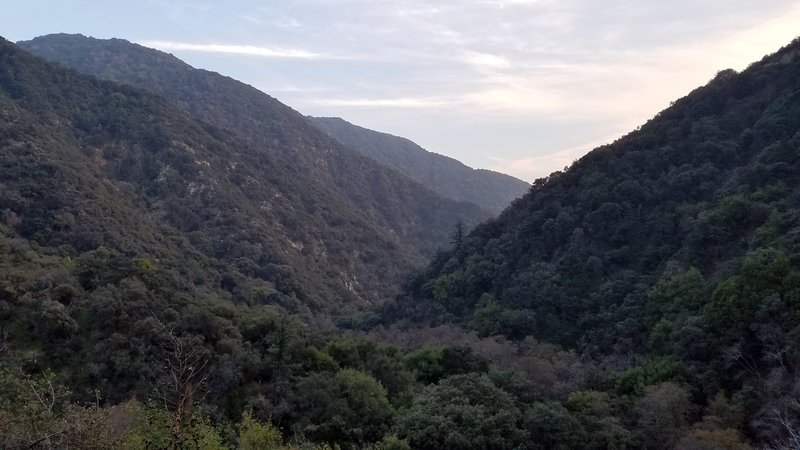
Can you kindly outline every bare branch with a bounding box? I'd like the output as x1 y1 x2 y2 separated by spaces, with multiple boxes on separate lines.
27 429 64 449
28 376 56 413
773 406 800 449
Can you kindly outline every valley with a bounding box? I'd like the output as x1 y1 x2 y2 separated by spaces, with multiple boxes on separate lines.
1 33 799 448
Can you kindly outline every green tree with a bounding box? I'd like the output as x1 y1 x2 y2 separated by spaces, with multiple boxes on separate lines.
565 391 633 449
293 368 393 448
396 373 527 449
524 401 587 450
238 410 283 450
0 366 120 448
122 400 224 449
704 249 796 339
616 358 684 397
648 267 706 314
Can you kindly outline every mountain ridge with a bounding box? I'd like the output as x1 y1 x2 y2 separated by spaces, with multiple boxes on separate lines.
19 33 491 257
1 34 428 307
310 116 530 214
387 36 800 444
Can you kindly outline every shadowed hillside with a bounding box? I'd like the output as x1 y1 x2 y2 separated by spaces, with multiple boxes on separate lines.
19 33 490 257
389 37 800 445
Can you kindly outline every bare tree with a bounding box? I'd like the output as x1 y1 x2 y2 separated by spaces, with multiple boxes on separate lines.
771 401 800 449
151 318 210 438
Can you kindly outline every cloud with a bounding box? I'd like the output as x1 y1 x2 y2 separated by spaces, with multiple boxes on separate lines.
240 15 263 25
487 134 617 181
141 0 799 180
315 97 453 108
312 86 560 112
459 87 560 112
274 17 302 29
461 51 511 68
138 40 324 59
474 0 555 7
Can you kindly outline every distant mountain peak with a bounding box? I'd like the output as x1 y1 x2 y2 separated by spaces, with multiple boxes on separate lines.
310 116 530 214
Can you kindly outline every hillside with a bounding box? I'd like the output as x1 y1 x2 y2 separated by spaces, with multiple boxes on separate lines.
389 38 800 445
0 35 557 449
1 32 443 311
311 116 530 214
19 33 490 257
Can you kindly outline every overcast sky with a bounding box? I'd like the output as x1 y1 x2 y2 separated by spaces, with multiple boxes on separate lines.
4 1 799 181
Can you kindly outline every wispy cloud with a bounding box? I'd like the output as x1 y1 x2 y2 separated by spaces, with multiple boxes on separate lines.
273 17 302 29
240 15 263 25
316 97 453 108
138 40 324 59
461 51 511 69
487 134 618 181
459 86 561 112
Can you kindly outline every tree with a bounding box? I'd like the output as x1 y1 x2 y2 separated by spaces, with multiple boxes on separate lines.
524 402 587 450
565 391 633 449
450 221 465 252
0 365 119 448
238 410 283 450
634 382 693 449
396 373 527 449
292 368 393 448
122 400 224 449
152 321 210 440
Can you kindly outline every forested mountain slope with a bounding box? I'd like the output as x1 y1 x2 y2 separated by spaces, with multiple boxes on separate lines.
0 36 548 449
311 116 530 214
19 33 489 257
1 33 433 311
387 37 800 445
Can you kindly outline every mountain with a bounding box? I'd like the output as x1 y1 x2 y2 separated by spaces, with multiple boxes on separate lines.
310 116 530 214
0 36 409 448
1 32 439 312
0 37 599 448
389 37 800 444
18 33 490 259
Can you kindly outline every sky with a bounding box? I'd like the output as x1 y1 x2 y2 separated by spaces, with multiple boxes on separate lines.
4 1 800 182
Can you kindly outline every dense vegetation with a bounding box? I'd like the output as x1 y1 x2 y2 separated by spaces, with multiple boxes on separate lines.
3 31 800 448
7 38 443 310
0 36 530 449
311 116 530 215
0 35 598 450
19 33 490 258
384 38 800 446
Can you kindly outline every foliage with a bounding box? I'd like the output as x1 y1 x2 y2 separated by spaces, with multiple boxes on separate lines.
386 36 800 447
404 346 489 384
616 358 684 397
122 401 225 449
632 382 693 449
396 373 527 449
0 364 121 448
291 368 393 448
238 410 284 450
523 402 587 450
21 32 490 263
